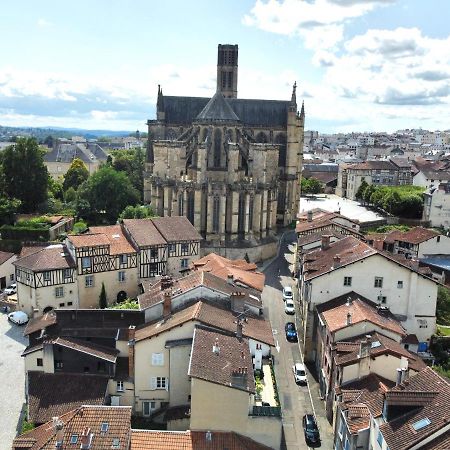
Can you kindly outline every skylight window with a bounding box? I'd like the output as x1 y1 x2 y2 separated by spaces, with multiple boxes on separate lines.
101 422 109 432
412 418 431 431
371 341 382 349
70 434 78 444
112 438 120 448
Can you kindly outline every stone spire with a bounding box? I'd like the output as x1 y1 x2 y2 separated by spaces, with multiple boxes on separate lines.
300 100 305 120
195 90 240 123
291 81 297 104
156 85 165 113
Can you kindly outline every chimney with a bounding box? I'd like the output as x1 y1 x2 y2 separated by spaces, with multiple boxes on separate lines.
206 431 212 442
128 325 136 379
401 367 408 383
227 274 234 285
346 312 352 326
396 368 402 386
321 235 331 251
333 255 341 268
346 296 352 307
307 210 313 222
231 367 248 389
53 417 64 448
359 340 370 358
80 427 93 450
212 338 220 355
231 291 245 313
236 320 243 340
160 275 173 290
163 291 172 318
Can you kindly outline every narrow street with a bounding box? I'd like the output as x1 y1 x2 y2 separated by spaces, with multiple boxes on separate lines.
262 232 334 450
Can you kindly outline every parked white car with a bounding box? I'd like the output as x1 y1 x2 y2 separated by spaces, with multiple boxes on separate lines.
282 286 293 302
4 283 17 295
7 311 29 325
285 299 295 315
293 363 307 385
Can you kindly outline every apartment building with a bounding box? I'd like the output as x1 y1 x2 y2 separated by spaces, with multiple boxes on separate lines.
423 182 450 228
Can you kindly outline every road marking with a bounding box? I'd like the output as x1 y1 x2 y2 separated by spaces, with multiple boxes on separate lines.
275 339 280 353
272 329 278 335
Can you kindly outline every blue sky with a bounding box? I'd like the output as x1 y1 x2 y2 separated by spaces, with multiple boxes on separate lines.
1 0 449 133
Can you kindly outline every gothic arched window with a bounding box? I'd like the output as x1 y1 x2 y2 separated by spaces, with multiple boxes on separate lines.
213 128 222 167
212 196 220 233
256 132 268 143
178 192 184 216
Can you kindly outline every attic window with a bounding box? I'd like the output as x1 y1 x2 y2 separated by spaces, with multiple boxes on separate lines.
370 341 381 349
112 234 120 239
412 418 431 431
70 434 78 444
112 438 120 448
101 422 109 432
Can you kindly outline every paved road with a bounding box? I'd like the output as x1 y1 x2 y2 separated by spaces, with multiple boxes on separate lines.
262 232 334 450
0 312 27 448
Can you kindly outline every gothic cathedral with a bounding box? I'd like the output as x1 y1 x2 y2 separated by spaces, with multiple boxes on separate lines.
144 44 304 261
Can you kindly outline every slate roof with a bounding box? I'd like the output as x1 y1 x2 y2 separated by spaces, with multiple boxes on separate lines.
13 406 132 450
191 253 264 292
14 244 76 271
121 219 167 247
380 368 450 450
0 250 14 265
151 216 202 243
43 142 108 164
54 337 119 362
27 372 107 424
195 91 240 122
188 327 255 393
420 169 450 181
161 95 290 127
88 225 136 255
130 430 273 450
134 300 274 346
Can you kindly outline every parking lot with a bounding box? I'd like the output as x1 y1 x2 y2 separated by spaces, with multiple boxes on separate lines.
0 311 27 448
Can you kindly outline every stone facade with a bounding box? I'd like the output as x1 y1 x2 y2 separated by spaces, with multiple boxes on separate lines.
144 44 304 260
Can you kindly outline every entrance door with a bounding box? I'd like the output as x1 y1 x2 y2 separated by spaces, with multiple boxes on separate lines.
0 277 5 289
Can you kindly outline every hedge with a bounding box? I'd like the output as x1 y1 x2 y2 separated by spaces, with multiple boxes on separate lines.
0 225 50 241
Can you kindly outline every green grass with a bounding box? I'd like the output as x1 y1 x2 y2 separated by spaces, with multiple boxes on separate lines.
437 325 450 336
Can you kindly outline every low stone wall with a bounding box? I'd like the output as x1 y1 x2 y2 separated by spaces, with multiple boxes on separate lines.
201 240 278 263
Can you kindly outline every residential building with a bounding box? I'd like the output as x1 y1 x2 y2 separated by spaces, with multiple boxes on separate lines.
145 44 304 261
299 236 439 358
413 168 450 189
423 182 450 228
0 250 16 289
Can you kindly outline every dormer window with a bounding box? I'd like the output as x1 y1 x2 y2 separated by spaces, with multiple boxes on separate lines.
70 434 78 444
112 438 120 448
100 422 109 432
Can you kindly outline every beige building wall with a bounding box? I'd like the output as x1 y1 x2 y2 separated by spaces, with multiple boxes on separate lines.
168 344 192 406
107 379 135 408
0 255 16 287
334 322 402 343
24 349 44 373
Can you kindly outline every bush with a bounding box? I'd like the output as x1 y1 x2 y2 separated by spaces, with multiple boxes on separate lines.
109 299 139 310
0 225 50 241
72 221 88 234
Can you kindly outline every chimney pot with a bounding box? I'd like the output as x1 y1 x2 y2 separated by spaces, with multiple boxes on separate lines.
346 312 352 325
163 291 171 319
321 235 331 251
333 255 341 267
307 210 313 222
396 368 402 386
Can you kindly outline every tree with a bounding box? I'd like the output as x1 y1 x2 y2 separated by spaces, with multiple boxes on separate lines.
0 197 21 225
99 282 107 309
63 158 89 192
77 166 140 223
301 177 323 195
48 176 64 201
356 180 368 202
363 185 376 205
111 148 145 200
119 204 156 219
44 135 54 148
1 138 48 213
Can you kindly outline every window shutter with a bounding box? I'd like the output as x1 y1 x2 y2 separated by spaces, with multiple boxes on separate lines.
150 377 157 390
165 377 169 391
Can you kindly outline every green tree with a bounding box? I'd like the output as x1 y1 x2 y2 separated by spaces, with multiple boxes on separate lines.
99 282 107 309
437 286 450 325
44 135 54 148
119 204 156 219
63 158 89 192
0 197 21 225
64 186 77 203
301 177 323 195
111 148 144 200
356 180 368 201
48 176 64 201
363 185 376 205
77 166 140 223
1 138 48 213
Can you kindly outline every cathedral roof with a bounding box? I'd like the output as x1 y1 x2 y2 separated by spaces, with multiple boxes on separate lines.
161 96 290 127
195 90 240 123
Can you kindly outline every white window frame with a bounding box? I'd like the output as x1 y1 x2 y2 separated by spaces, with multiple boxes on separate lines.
85 275 94 288
150 376 168 390
63 269 71 279
116 381 124 392
55 286 64 298
118 271 126 283
151 353 164 366
10 274 14 281
142 401 156 417
181 243 189 254
81 257 91 269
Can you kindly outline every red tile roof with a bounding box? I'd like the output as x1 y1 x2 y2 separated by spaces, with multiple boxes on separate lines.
13 406 132 450
395 227 439 244
54 337 119 362
188 327 255 393
89 225 136 255
14 244 76 271
68 233 111 248
24 311 57 336
420 432 450 450
135 301 274 346
130 430 273 450
151 216 202 242
0 250 14 265
122 219 166 247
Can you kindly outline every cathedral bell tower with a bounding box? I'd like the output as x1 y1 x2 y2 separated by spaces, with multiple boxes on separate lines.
217 44 238 99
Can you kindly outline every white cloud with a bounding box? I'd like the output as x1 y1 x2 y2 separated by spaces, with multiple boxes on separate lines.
37 18 53 28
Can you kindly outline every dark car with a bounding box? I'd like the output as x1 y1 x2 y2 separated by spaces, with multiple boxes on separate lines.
285 322 298 342
303 414 320 445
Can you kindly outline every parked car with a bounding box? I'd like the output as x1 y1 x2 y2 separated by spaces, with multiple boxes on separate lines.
293 363 307 384
282 286 293 302
302 414 320 445
7 311 29 325
4 283 16 295
285 322 298 342
285 299 295 315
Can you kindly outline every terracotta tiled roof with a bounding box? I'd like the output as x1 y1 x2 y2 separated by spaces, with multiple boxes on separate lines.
346 403 371 434
19 244 49 258
27 372 107 424
420 431 450 450
151 216 202 242
0 250 14 265
347 160 397 171
68 233 111 248
54 337 119 362
395 227 439 244
303 236 377 280
379 368 450 450
319 295 406 337
13 406 132 450
188 327 255 393
89 225 136 255
122 219 166 247
14 244 76 271
21 342 44 356
130 430 272 450
297 208 358 224
298 230 345 247
135 301 274 346
24 311 57 336
138 271 261 310
192 253 264 292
